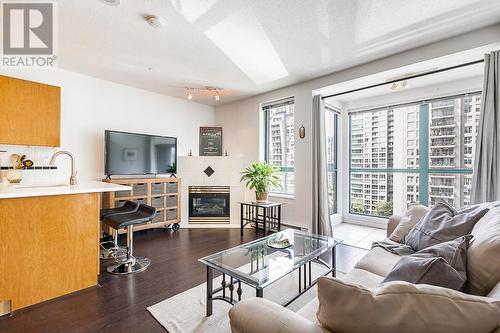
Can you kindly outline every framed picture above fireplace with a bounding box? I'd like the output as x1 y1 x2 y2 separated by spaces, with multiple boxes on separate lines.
199 127 223 156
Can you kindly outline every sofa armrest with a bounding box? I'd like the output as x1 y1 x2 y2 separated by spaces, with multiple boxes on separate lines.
229 298 329 333
386 215 402 238
487 281 500 300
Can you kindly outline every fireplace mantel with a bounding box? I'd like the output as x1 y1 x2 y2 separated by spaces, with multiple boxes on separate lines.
178 156 245 228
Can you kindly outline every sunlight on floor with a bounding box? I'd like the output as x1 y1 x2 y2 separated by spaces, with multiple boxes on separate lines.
332 223 387 250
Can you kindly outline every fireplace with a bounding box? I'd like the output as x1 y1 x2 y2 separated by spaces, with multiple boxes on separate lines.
188 186 230 223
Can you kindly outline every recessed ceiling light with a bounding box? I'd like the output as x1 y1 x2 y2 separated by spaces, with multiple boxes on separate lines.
99 0 120 6
145 15 166 28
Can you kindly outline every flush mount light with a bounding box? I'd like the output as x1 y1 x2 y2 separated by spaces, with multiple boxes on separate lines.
98 0 121 6
145 15 166 28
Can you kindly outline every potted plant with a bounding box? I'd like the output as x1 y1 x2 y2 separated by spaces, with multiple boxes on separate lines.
240 161 281 203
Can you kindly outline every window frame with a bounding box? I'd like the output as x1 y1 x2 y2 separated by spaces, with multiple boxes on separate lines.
325 104 339 214
347 91 481 219
262 96 295 197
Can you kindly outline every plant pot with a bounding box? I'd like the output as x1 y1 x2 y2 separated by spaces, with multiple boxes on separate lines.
256 192 269 203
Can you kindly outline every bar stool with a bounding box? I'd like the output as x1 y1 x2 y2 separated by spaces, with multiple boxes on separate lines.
104 204 157 275
99 200 139 260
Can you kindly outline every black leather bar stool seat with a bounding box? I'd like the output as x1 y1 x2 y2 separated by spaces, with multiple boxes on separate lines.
99 200 139 260
104 204 157 275
100 200 139 220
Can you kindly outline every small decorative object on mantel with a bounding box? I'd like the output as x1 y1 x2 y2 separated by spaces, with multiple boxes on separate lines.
267 233 291 249
199 127 222 156
225 149 228 157
188 149 193 156
299 125 306 139
240 161 281 203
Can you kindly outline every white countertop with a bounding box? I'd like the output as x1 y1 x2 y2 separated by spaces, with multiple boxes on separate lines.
0 180 131 199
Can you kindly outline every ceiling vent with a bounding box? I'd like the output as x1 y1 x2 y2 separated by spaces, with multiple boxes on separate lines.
99 0 121 6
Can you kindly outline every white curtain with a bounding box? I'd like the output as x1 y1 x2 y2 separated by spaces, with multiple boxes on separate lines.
312 95 332 236
472 50 500 203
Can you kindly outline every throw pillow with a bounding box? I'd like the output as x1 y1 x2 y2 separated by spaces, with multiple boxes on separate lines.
403 200 488 251
383 235 473 291
316 277 500 333
467 206 500 295
389 204 429 242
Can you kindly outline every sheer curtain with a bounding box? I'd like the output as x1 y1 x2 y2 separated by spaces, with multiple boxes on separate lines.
312 95 332 236
472 50 500 203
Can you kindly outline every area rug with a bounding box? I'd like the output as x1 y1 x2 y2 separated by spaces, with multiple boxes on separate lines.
147 263 341 333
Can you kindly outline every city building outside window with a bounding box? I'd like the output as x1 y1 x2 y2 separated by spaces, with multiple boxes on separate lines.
263 97 295 195
349 92 481 218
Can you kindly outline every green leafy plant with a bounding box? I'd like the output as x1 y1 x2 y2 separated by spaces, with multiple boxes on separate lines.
375 200 393 217
240 162 281 193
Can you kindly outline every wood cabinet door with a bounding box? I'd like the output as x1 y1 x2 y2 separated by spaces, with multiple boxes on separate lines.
0 75 60 146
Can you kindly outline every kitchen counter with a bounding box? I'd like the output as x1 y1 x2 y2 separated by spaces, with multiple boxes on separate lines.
0 180 130 199
0 180 131 314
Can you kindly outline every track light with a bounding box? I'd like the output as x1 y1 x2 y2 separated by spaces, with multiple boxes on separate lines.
185 86 224 101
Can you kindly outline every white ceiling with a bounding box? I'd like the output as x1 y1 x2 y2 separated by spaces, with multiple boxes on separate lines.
58 0 500 105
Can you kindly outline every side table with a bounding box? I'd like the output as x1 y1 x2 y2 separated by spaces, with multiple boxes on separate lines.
240 201 283 236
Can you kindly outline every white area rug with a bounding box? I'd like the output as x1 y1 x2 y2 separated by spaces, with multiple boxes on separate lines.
148 263 337 333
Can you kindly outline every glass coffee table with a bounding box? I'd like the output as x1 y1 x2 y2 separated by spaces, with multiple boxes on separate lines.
199 229 342 316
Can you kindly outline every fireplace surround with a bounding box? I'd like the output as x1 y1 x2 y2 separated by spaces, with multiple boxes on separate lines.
188 186 230 224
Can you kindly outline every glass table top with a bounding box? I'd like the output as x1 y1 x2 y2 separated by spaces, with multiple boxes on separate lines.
199 229 342 288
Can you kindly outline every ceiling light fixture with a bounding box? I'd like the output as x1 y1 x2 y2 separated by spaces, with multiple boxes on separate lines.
145 15 166 28
185 86 224 101
98 0 121 6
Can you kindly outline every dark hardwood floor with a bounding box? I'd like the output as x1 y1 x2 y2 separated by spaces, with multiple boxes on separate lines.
0 228 366 333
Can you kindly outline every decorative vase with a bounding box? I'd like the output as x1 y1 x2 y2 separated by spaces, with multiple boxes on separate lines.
256 191 269 203
6 169 22 184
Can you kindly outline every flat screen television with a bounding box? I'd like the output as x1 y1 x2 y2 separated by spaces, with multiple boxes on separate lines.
105 130 177 176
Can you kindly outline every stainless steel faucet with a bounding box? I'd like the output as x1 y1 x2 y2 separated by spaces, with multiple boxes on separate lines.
49 150 78 185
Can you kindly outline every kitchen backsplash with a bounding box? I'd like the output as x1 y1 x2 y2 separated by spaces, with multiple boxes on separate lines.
0 144 66 183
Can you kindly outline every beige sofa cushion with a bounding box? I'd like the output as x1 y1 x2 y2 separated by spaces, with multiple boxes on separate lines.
468 207 500 295
354 245 400 277
229 297 327 333
343 268 384 287
389 204 429 242
317 277 500 333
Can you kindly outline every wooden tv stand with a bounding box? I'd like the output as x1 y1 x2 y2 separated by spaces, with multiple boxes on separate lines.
103 177 181 233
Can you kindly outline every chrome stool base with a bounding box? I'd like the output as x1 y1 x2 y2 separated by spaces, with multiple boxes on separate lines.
106 257 151 275
99 242 127 260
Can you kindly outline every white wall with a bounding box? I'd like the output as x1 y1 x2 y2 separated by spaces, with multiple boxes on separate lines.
0 68 214 182
214 24 500 231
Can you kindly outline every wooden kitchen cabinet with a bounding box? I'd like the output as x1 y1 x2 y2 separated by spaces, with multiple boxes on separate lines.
0 75 61 147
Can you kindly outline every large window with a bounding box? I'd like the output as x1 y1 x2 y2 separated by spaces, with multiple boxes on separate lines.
349 92 481 218
263 97 295 195
326 105 339 214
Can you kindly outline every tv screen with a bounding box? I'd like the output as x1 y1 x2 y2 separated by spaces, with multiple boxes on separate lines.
105 130 177 176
